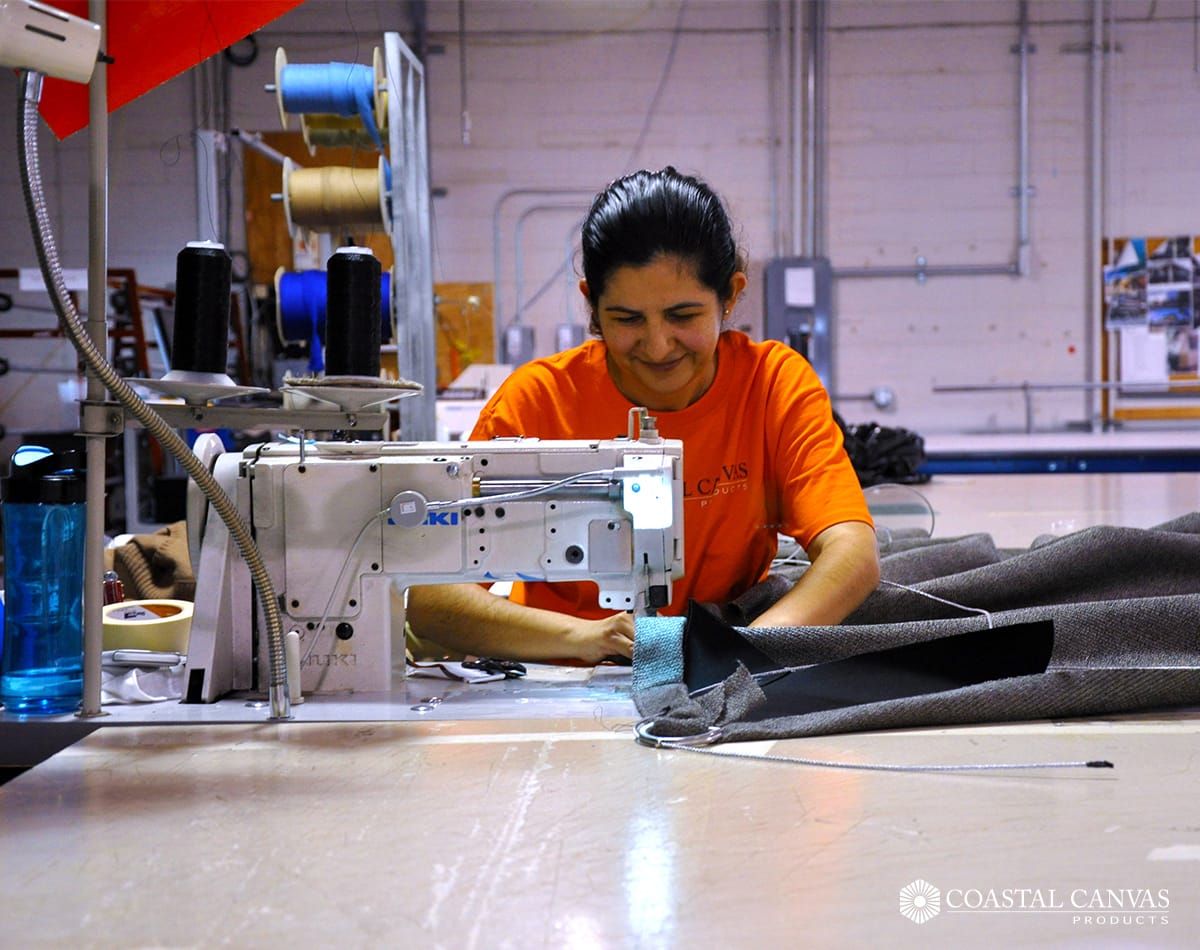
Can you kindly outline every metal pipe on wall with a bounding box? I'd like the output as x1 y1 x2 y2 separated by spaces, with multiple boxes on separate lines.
835 262 1018 280
791 0 804 256
802 0 826 258
511 203 587 330
1085 0 1106 428
231 129 294 167
491 188 595 360
935 379 1193 434
1016 0 1032 277
767 0 784 258
832 0 1034 284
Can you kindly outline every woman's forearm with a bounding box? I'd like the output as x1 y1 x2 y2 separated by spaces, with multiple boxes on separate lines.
405 583 635 662
749 520 880 628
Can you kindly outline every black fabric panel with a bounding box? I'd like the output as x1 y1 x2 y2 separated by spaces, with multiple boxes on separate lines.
682 600 779 688
681 601 1055 721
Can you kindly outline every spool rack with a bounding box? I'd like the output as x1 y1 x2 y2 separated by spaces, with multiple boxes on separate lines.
383 32 436 441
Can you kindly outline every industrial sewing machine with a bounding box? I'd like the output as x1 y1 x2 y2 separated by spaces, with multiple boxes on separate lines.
183 428 683 701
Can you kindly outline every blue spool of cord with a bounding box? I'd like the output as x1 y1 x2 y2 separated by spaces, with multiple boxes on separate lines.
279 62 383 151
380 272 392 340
278 269 327 372
278 270 393 373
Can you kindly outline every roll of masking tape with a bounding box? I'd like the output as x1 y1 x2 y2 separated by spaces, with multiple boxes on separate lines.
102 600 194 653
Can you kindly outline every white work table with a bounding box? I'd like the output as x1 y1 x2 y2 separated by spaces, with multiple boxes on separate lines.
2 471 1199 948
2 715 1198 948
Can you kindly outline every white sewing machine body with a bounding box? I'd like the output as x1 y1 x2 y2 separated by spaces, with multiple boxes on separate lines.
184 436 683 701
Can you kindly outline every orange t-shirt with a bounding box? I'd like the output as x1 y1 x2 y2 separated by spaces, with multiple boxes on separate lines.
471 331 872 617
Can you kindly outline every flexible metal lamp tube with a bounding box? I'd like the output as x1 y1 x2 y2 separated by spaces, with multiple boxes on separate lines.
16 69 291 720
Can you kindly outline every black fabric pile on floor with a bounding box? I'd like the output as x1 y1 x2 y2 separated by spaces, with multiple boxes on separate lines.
633 513 1200 741
834 410 930 486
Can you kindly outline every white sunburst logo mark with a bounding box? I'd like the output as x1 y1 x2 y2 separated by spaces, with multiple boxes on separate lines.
899 879 942 924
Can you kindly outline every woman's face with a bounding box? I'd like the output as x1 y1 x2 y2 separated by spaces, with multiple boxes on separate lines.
582 255 746 412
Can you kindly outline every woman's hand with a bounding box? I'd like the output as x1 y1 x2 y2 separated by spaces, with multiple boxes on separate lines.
561 611 636 663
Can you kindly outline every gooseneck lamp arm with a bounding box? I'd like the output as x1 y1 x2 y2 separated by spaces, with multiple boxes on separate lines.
14 66 292 720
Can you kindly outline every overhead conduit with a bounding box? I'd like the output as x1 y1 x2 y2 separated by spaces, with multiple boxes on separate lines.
819 0 1035 282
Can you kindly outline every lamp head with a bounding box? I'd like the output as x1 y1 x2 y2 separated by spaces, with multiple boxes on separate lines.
0 0 101 84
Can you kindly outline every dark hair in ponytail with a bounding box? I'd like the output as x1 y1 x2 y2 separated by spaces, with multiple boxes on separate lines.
580 167 746 333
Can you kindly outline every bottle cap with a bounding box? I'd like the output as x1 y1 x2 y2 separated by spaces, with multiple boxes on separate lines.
1 445 86 504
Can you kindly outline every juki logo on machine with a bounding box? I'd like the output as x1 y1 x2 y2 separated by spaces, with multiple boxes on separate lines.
422 511 458 526
386 511 459 526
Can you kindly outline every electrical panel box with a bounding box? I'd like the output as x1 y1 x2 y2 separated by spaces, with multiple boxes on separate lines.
764 257 833 392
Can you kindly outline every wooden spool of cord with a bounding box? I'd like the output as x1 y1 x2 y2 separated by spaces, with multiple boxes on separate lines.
282 156 390 236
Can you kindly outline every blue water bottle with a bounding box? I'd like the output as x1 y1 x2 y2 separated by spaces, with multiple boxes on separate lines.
1 445 86 715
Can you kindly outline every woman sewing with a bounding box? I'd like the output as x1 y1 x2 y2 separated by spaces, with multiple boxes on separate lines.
406 167 880 662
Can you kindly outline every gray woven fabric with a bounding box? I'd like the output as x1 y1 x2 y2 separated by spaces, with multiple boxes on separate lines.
632 514 1200 741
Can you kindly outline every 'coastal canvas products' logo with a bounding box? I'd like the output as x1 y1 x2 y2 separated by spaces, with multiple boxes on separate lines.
683 461 750 502
899 880 942 924
897 880 1170 927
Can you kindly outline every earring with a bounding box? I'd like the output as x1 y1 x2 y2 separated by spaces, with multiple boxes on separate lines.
723 308 730 316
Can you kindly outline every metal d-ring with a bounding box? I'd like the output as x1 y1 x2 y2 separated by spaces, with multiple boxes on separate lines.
634 718 724 749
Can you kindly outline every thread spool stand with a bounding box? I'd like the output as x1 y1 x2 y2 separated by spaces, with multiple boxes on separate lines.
275 271 393 377
123 242 268 406
130 375 267 408
280 246 418 413
279 375 421 414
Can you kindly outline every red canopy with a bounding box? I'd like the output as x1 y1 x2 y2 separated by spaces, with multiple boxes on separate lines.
39 1 305 139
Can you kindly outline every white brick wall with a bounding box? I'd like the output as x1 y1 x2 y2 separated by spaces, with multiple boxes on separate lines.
2 0 1199 453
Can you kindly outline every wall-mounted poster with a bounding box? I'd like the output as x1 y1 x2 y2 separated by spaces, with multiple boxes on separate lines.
1103 236 1200 378
1103 237 1148 328
1102 236 1200 421
1146 236 1194 328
